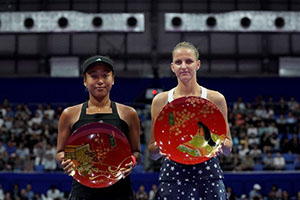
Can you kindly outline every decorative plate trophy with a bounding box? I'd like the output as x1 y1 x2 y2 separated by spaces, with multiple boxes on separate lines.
65 122 132 188
155 96 227 165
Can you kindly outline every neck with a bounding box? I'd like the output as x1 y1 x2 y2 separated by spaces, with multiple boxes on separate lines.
175 79 201 97
88 95 111 109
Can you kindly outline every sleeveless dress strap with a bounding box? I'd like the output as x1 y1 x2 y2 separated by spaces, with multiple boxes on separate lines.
201 86 207 99
111 101 119 117
168 88 175 103
79 101 88 118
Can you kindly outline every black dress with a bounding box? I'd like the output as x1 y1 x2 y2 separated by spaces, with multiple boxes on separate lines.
69 101 134 200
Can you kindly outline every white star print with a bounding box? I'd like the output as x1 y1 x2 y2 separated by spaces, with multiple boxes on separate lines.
177 180 182 185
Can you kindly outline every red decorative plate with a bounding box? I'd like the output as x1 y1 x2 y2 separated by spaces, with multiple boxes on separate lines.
65 122 132 188
154 96 227 165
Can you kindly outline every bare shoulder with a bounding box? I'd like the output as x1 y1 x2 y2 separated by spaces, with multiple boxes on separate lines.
116 103 137 117
61 104 82 117
207 89 225 103
59 104 82 126
152 91 168 107
58 103 82 131
206 89 228 117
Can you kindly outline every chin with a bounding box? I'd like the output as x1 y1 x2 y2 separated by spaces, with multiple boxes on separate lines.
179 76 192 82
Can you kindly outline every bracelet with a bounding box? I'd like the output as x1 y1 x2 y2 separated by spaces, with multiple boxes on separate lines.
131 155 136 167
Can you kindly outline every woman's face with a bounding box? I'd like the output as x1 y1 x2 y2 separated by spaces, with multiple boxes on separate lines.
171 47 200 82
84 64 114 99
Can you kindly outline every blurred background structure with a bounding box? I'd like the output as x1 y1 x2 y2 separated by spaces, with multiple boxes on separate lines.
0 1 300 200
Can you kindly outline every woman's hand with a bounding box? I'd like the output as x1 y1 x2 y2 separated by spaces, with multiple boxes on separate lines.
214 138 232 157
61 158 76 176
121 155 137 178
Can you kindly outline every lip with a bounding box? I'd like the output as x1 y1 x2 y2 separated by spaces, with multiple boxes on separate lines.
180 71 189 75
95 87 106 90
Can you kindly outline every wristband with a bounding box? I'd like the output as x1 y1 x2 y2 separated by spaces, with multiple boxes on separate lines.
131 155 136 167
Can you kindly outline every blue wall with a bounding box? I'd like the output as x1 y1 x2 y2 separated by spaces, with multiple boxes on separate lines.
0 77 299 106
0 172 300 197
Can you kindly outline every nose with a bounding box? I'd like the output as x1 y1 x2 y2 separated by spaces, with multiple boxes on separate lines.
96 78 104 84
181 61 187 69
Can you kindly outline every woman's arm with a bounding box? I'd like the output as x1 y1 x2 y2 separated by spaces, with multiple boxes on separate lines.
56 107 77 175
148 92 168 160
126 107 142 164
211 91 233 156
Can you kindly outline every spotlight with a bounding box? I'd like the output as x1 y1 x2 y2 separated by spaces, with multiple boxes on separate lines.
206 16 216 27
58 17 68 28
92 16 102 27
24 17 34 29
127 16 137 27
275 17 285 28
241 17 251 28
172 16 182 27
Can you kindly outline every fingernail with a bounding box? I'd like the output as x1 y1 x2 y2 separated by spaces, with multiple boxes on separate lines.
70 170 75 176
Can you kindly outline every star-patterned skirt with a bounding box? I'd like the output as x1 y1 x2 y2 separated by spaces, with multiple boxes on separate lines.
155 180 227 200
155 158 227 200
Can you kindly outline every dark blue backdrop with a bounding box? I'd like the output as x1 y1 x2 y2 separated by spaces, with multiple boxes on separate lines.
0 77 299 105
0 172 300 197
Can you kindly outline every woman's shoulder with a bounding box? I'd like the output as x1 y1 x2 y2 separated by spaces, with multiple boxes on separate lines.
115 102 139 127
115 102 135 113
115 102 138 120
152 91 169 106
206 89 226 104
61 103 83 117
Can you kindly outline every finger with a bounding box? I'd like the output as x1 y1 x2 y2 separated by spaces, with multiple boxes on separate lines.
63 161 75 173
66 164 76 175
61 159 71 168
121 169 131 179
125 161 133 168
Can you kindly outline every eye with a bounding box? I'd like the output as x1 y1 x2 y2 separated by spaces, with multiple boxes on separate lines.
90 74 98 79
102 73 109 78
175 60 182 65
185 59 193 64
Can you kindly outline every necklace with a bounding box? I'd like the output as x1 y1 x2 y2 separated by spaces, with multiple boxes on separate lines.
88 100 111 113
